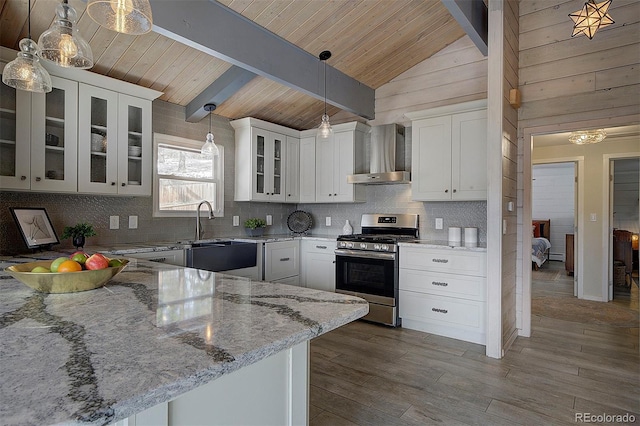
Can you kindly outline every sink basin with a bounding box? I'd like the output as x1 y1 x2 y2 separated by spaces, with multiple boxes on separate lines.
185 240 257 272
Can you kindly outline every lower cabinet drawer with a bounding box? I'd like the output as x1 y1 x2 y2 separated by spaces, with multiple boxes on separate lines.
264 241 299 281
400 247 486 277
399 290 486 344
399 269 486 301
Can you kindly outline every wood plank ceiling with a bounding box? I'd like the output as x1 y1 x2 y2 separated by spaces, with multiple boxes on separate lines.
0 0 465 130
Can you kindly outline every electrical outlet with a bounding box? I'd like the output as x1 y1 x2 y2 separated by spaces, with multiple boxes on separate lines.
435 218 443 230
129 215 138 229
233 216 239 226
266 215 272 226
325 217 331 226
590 213 597 222
109 216 119 230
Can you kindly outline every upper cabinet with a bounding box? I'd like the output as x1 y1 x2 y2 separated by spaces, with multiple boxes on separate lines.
231 118 300 203
0 74 78 192
0 50 161 195
408 100 487 201
300 122 368 203
77 85 152 195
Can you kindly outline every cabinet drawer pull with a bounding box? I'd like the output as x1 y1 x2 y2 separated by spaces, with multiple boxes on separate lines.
432 258 449 263
432 308 448 314
279 257 290 262
316 245 327 249
432 281 448 287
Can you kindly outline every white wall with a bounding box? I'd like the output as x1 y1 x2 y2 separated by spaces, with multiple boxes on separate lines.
532 162 575 261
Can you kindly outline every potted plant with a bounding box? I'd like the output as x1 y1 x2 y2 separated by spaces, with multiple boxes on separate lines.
244 218 267 237
61 222 97 249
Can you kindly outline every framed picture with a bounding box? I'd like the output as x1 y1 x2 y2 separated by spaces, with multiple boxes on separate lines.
10 208 60 249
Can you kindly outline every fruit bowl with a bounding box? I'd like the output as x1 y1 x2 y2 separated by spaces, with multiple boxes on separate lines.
5 260 129 293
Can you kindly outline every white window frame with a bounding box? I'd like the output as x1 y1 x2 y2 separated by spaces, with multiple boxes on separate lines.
152 133 224 218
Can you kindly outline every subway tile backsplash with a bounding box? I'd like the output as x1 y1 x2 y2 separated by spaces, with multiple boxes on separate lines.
0 100 486 255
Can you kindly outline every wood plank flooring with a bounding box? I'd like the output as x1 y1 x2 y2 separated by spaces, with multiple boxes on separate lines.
310 261 639 425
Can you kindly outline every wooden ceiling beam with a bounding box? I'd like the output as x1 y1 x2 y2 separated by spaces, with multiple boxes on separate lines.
150 0 375 120
442 0 488 56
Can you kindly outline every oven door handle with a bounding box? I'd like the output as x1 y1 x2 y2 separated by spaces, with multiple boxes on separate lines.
334 249 397 261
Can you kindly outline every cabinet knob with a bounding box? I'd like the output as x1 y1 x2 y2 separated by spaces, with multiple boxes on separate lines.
288 194 291 197
328 194 332 196
444 189 449 193
20 176 27 181
121 182 126 187
35 177 41 181
111 182 116 186
453 189 457 193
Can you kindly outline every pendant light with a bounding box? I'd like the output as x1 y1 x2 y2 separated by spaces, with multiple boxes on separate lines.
38 0 93 69
317 50 333 139
1 0 52 93
86 0 153 35
569 0 614 39
201 104 219 158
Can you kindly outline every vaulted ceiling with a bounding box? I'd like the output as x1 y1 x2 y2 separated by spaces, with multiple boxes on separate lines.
0 0 466 130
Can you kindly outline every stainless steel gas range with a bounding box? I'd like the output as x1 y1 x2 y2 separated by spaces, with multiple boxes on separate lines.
335 213 419 327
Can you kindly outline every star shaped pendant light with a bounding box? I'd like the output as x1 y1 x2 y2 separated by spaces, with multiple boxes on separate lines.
569 0 615 39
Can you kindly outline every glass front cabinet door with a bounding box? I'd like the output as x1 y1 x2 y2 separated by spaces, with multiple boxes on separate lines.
0 69 31 190
118 94 151 196
252 128 285 202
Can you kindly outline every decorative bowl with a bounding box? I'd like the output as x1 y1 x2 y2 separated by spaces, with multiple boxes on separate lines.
5 259 129 293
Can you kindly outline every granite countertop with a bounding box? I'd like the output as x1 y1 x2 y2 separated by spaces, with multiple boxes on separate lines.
399 239 488 252
0 252 368 426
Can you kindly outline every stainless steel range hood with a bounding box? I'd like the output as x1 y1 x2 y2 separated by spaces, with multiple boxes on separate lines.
347 123 410 184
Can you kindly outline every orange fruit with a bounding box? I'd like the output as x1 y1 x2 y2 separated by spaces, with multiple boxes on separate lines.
57 260 83 273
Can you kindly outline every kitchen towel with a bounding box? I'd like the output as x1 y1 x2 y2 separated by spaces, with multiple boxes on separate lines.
448 227 461 243
464 227 478 247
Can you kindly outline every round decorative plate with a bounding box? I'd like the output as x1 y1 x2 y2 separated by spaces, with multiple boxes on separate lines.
287 210 313 234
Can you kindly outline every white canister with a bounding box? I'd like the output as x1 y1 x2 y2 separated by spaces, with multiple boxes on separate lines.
464 227 478 247
448 227 461 243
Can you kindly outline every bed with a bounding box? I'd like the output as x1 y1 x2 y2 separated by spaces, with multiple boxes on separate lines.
532 219 551 269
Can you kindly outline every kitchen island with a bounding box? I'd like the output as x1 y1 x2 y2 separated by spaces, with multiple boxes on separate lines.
0 252 368 426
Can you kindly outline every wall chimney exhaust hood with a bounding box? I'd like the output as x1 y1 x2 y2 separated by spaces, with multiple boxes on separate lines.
347 123 410 184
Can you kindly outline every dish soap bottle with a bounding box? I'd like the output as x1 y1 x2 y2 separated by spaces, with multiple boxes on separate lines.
342 220 353 235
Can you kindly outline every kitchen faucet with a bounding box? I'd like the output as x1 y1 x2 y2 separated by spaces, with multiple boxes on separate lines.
195 200 214 241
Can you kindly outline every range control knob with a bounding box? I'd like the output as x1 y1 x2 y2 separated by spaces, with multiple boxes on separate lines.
360 243 367 249
374 244 381 251
346 242 354 249
380 244 389 251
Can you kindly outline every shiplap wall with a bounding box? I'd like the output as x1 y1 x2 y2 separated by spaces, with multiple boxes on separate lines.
613 158 640 234
371 36 487 127
501 0 519 355
532 163 575 261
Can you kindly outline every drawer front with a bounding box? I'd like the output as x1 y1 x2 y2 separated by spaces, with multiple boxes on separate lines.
400 247 486 276
399 290 485 330
399 269 486 301
265 242 299 281
301 239 335 255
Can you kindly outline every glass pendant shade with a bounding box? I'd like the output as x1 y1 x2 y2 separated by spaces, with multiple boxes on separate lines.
317 114 333 139
38 2 93 69
201 132 220 158
86 0 153 35
2 39 52 93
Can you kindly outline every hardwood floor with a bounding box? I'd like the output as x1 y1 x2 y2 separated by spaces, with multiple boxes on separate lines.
310 263 639 425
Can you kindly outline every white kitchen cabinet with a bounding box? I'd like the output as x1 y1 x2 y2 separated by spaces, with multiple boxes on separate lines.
78 86 152 195
298 134 316 203
231 118 299 203
284 135 300 203
399 245 487 344
0 74 78 192
409 100 487 201
264 240 300 284
127 249 185 266
300 239 335 292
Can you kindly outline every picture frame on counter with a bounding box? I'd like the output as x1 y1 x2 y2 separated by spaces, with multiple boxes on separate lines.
10 207 60 249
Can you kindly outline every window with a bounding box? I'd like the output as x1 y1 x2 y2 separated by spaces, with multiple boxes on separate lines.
153 133 224 217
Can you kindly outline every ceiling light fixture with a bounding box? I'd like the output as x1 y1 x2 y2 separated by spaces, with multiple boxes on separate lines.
38 0 93 69
317 50 333 139
569 0 614 39
201 104 219 158
568 129 607 145
1 0 52 93
86 0 153 35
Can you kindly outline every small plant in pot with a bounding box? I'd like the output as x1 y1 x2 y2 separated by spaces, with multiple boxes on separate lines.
244 218 267 237
61 222 96 249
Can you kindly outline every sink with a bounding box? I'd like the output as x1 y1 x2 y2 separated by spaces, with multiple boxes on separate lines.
185 240 257 272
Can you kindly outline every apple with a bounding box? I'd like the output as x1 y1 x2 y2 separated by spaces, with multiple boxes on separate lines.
70 252 89 266
31 266 50 273
108 258 124 267
85 253 109 270
50 257 70 273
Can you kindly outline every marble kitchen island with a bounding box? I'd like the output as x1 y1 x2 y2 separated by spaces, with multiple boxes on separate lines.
0 253 368 426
